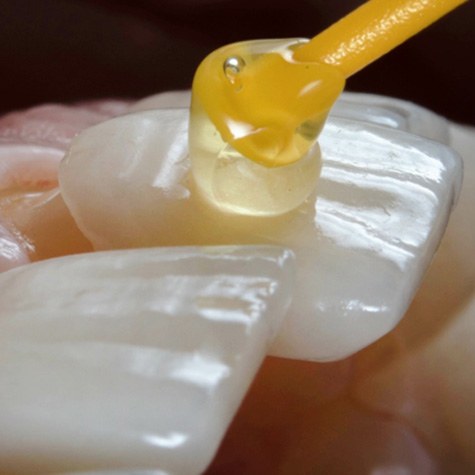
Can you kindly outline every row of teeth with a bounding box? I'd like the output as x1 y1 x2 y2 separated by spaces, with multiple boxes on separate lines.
0 91 464 473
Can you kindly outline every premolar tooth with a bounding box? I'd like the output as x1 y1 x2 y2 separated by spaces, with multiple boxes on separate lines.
0 246 293 474
59 107 462 361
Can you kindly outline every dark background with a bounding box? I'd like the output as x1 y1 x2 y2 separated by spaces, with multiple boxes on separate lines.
0 0 474 124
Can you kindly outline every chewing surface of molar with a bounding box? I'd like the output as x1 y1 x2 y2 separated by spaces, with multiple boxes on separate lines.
59 107 462 361
0 245 293 474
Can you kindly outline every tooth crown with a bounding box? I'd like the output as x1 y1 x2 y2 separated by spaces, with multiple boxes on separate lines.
59 98 462 361
0 246 294 474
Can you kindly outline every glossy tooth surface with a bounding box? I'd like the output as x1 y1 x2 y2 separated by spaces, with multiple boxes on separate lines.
0 245 293 474
332 92 450 143
60 107 462 361
207 122 475 473
348 124 475 473
129 91 191 111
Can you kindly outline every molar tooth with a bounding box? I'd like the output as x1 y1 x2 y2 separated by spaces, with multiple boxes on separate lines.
0 246 293 474
59 106 462 361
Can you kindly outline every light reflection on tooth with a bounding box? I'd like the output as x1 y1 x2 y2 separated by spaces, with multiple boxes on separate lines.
0 246 294 474
60 105 461 361
316 198 416 267
0 223 30 271
170 354 231 389
143 432 188 449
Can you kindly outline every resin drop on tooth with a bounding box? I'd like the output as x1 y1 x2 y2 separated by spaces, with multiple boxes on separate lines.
0 245 293 474
59 99 462 361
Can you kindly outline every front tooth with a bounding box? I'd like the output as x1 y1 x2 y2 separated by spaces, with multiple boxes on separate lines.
59 107 462 361
129 91 192 112
0 246 294 474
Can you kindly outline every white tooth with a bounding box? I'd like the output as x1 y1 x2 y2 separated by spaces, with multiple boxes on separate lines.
0 245 293 474
347 123 475 470
332 92 450 143
129 91 191 112
59 106 462 361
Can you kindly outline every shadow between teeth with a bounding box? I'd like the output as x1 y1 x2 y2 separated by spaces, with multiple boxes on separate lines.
0 245 293 474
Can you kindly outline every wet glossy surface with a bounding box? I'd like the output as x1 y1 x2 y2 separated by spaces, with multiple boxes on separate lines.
0 246 293 474
0 94 472 473
332 92 450 143
191 39 345 167
60 105 462 361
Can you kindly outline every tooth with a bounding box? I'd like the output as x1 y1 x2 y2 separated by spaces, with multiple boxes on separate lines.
75 100 132 118
332 92 450 143
59 106 462 361
0 245 293 474
129 91 191 112
348 123 475 471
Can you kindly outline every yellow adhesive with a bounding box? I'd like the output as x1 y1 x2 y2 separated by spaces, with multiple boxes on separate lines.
190 39 327 216
190 0 466 216
192 39 344 168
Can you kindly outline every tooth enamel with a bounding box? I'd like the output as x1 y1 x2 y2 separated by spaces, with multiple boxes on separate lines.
0 246 293 474
129 91 192 112
345 123 475 470
59 106 462 361
332 92 450 143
